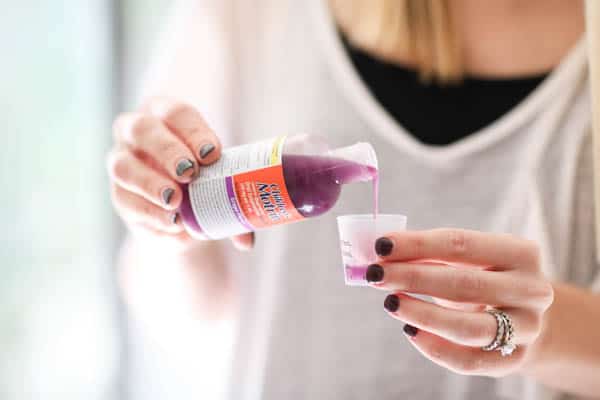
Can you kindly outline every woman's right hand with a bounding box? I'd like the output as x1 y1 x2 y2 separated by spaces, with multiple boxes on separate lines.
107 98 254 250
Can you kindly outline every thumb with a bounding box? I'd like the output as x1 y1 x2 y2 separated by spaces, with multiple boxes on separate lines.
231 232 255 251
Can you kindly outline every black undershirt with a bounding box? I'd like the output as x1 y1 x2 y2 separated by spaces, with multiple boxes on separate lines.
343 39 549 146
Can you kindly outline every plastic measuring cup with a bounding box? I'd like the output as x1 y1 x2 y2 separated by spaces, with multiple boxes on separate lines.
336 214 407 286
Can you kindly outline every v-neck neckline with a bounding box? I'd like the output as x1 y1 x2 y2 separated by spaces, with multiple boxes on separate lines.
310 0 587 167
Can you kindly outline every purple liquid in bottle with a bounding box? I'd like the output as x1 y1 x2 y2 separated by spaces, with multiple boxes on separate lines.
282 154 378 217
179 154 377 236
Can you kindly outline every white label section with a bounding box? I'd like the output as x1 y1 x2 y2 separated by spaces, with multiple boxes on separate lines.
187 137 284 239
197 137 283 179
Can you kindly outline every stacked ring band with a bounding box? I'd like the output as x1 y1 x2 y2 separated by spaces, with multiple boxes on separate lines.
482 309 506 351
498 312 516 356
482 309 517 356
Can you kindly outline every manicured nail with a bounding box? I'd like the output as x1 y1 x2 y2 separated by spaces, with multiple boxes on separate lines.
375 237 393 256
162 188 175 205
199 143 216 159
171 212 179 224
403 324 418 337
383 294 399 312
176 159 194 176
365 263 384 283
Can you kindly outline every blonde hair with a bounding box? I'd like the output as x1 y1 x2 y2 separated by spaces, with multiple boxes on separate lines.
329 0 462 83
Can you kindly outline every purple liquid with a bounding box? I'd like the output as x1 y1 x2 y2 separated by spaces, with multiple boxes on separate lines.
180 154 378 235
345 265 369 282
282 154 378 217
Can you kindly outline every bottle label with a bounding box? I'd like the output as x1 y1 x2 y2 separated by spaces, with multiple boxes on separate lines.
187 136 304 239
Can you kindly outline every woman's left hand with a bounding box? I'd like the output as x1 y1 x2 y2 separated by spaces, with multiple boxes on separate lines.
366 228 555 377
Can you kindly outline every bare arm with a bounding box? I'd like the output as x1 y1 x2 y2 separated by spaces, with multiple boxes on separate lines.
525 282 600 397
118 234 238 320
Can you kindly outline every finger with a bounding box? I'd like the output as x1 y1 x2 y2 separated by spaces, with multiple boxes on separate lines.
107 149 182 210
432 298 486 313
129 222 194 247
366 263 554 309
375 229 540 271
231 232 255 251
113 112 198 182
111 184 184 233
146 100 222 165
400 327 526 377
383 293 540 346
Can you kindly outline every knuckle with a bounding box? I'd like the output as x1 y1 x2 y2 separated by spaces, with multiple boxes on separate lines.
457 271 484 291
158 139 183 158
521 240 541 267
452 271 484 301
129 115 158 141
445 229 469 257
156 138 185 163
161 102 194 124
406 234 426 258
402 268 423 292
538 282 554 309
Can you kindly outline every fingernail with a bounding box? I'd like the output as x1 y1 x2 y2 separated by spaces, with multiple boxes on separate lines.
383 294 399 312
199 143 216 159
375 237 393 256
162 188 175 205
176 159 194 177
171 212 179 224
403 324 418 337
365 263 384 283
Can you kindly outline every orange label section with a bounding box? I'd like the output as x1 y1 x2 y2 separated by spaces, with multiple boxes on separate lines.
232 164 304 229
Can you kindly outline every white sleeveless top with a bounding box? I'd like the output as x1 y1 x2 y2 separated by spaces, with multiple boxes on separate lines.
141 1 599 399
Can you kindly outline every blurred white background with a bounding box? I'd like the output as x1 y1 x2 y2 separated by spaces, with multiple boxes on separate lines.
0 1 235 399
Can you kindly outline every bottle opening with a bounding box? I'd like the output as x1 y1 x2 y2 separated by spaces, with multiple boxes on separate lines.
327 142 378 171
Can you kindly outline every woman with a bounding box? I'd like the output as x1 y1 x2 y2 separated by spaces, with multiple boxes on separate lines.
108 0 600 398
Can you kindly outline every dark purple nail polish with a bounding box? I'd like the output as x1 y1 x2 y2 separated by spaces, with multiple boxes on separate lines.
365 264 384 283
383 294 399 312
162 188 175 205
403 324 418 337
375 237 393 256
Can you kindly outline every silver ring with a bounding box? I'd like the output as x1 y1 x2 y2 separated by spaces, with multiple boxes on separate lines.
498 312 517 357
482 309 517 356
482 309 506 352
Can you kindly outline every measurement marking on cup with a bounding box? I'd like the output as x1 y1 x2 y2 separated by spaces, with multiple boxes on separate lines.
340 240 353 259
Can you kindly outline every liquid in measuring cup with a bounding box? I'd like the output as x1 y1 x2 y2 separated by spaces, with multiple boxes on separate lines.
336 214 407 286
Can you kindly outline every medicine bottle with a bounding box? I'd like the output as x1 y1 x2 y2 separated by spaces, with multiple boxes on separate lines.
179 135 378 239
